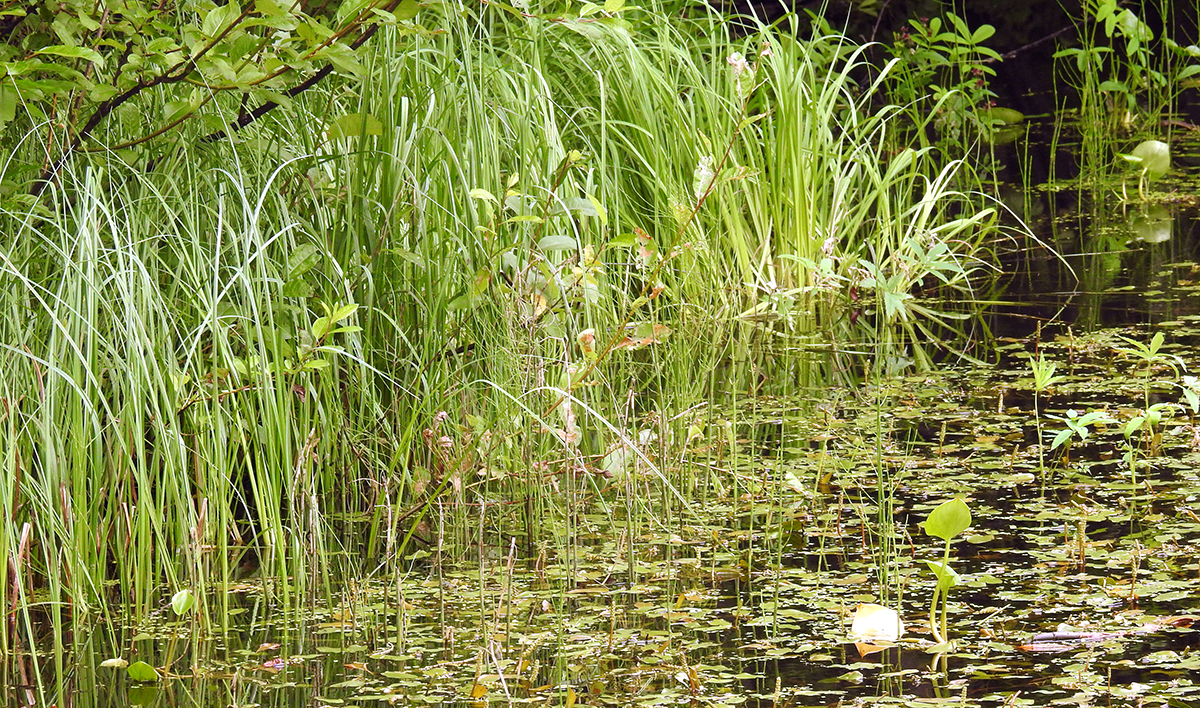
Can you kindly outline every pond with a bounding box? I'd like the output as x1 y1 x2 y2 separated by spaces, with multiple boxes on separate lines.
10 257 1200 707
10 120 1200 708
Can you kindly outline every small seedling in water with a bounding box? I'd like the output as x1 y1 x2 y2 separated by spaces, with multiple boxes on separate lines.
923 497 972 650
1048 408 1110 465
1113 331 1182 408
1029 353 1064 489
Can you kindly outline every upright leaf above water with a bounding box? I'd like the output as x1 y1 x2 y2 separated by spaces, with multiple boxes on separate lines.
1130 140 1170 180
1120 139 1171 199
924 497 971 541
923 497 972 648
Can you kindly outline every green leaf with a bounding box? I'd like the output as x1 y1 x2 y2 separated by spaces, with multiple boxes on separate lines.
127 661 160 683
327 112 383 138
128 685 159 705
33 45 105 66
924 498 971 541
282 279 314 298
924 559 962 590
0 87 15 131
537 234 578 252
1124 416 1145 437
202 3 240 37
585 193 608 227
1131 140 1170 180
447 292 474 312
607 232 638 248
971 25 996 44
394 0 422 20
171 589 195 615
1148 330 1165 355
556 196 598 217
983 106 1024 125
328 302 359 324
287 243 322 280
312 316 331 340
736 112 769 131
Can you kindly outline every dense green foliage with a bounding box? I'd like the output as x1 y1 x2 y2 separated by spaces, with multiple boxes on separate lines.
0 0 1070 663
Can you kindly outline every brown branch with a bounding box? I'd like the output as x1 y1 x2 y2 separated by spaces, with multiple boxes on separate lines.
199 0 403 145
32 2 258 195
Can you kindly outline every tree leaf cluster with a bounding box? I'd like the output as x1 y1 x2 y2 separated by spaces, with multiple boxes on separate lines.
0 0 425 192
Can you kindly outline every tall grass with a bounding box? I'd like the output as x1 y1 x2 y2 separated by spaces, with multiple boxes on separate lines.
0 0 1005 670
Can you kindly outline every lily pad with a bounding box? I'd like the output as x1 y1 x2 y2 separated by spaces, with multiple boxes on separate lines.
1131 139 1170 180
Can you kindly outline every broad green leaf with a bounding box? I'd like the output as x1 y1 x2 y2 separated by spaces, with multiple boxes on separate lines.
328 303 358 323
560 196 598 216
1131 140 1170 180
537 235 578 252
924 560 962 589
282 279 315 298
971 25 996 43
607 232 638 248
287 244 322 279
33 45 104 66
336 0 374 23
128 685 159 705
312 316 331 340
469 188 498 202
327 112 383 138
1148 330 1165 355
983 106 1024 125
924 498 971 541
325 44 367 78
394 0 421 20
0 87 15 131
171 589 195 615
202 3 240 37
127 661 159 683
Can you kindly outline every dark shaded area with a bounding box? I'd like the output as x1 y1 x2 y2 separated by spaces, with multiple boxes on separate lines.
723 0 1200 119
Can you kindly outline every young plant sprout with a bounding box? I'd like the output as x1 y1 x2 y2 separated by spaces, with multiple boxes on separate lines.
923 497 972 649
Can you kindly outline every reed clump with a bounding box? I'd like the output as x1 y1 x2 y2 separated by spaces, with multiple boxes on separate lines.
0 0 1005 660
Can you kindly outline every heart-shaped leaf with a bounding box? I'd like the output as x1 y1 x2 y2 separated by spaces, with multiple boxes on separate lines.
126 661 160 683
171 589 195 616
924 498 972 541
1131 140 1170 180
